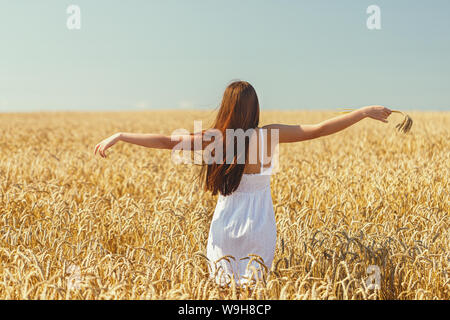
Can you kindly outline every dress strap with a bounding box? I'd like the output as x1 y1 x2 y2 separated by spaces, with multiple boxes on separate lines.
259 128 264 172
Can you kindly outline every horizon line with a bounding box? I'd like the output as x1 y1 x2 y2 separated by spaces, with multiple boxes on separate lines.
0 107 449 114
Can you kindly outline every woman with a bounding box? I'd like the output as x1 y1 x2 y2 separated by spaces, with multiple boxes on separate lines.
94 80 392 286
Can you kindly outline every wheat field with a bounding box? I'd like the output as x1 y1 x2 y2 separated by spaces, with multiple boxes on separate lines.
0 110 448 300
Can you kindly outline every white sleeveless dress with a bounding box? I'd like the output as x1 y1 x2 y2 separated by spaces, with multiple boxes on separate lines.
206 128 276 286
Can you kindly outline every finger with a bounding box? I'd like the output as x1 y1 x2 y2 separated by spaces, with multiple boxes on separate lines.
94 144 99 155
375 115 387 123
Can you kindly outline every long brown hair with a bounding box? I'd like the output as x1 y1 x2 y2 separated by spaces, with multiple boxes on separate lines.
200 81 260 196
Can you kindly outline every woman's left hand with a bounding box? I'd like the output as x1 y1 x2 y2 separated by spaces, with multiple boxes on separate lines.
94 133 121 158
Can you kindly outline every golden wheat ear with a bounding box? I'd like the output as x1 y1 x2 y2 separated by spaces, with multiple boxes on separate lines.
392 110 413 133
337 108 413 134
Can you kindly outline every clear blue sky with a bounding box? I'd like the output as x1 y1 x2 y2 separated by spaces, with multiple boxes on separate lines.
0 0 449 112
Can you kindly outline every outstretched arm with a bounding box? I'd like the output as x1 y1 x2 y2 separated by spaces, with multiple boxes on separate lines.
266 105 392 144
94 132 193 158
118 133 177 150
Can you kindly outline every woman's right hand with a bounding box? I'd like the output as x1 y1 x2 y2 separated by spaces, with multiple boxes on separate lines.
362 105 392 123
94 132 121 158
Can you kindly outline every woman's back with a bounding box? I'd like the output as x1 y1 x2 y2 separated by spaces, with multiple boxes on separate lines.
206 128 276 286
242 127 274 175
